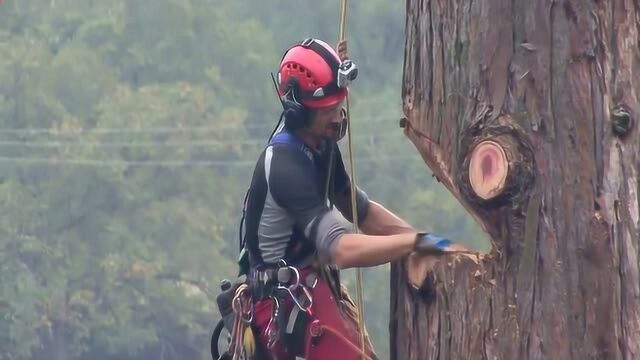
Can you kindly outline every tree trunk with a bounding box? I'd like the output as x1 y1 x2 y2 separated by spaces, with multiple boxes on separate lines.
390 1 640 359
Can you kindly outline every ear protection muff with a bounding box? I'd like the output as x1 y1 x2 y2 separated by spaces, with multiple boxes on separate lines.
282 77 311 130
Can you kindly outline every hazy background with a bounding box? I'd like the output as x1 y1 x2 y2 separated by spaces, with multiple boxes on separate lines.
0 1 488 359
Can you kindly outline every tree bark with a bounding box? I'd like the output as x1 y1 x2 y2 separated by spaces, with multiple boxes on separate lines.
390 1 640 359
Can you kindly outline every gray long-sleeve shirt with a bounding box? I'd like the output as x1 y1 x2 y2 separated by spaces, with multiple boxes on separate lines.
243 131 369 267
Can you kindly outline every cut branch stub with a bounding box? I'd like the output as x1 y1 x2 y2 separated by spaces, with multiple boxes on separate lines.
457 114 536 209
611 106 633 138
468 140 509 200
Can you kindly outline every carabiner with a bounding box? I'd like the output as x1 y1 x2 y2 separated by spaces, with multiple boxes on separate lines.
265 296 280 348
232 292 253 324
277 284 312 315
285 266 300 291
300 285 313 315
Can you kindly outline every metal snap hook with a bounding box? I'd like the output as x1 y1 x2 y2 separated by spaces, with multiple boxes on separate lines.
304 272 319 289
300 286 313 315
277 284 312 314
232 288 253 324
285 266 300 290
277 259 288 267
242 304 253 324
266 297 280 348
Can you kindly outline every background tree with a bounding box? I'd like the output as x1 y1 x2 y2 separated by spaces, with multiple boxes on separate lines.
0 1 487 359
390 0 640 359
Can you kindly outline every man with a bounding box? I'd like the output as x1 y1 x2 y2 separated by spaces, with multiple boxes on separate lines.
242 38 453 360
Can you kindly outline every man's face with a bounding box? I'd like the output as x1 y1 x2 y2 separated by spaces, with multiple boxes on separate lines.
307 102 345 141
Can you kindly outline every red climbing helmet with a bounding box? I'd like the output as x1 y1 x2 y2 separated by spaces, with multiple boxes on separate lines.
277 38 358 109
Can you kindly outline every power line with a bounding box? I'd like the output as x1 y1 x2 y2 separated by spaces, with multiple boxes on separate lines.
0 157 256 167
0 139 264 148
0 125 235 135
0 116 399 135
0 133 399 148
0 155 421 168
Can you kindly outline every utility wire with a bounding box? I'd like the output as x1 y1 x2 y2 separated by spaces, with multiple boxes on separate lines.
0 155 421 168
0 116 397 135
0 133 399 148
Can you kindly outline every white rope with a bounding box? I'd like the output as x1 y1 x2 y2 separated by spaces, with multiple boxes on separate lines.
337 0 367 357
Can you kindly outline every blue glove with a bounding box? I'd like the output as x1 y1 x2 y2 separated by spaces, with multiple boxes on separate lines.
414 232 452 254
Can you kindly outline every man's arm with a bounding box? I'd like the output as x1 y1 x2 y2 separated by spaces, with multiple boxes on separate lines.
329 199 419 268
332 231 417 269
270 145 419 269
333 187 415 235
359 200 415 235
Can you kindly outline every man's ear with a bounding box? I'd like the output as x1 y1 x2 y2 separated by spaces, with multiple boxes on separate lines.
337 108 348 140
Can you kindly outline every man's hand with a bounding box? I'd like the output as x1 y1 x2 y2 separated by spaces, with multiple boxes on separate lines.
413 232 476 256
413 233 452 254
408 234 477 289
336 40 348 61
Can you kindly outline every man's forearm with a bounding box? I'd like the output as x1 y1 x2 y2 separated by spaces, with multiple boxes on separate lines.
359 200 415 235
332 232 417 269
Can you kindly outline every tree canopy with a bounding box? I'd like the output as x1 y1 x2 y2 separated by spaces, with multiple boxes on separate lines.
0 1 487 359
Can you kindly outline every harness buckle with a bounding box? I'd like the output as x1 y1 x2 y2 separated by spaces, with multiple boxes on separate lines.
277 266 300 290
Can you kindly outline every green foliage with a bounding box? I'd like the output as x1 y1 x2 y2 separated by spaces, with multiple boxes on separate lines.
0 1 488 359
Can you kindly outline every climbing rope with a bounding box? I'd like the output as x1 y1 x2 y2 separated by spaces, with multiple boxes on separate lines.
337 0 367 358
